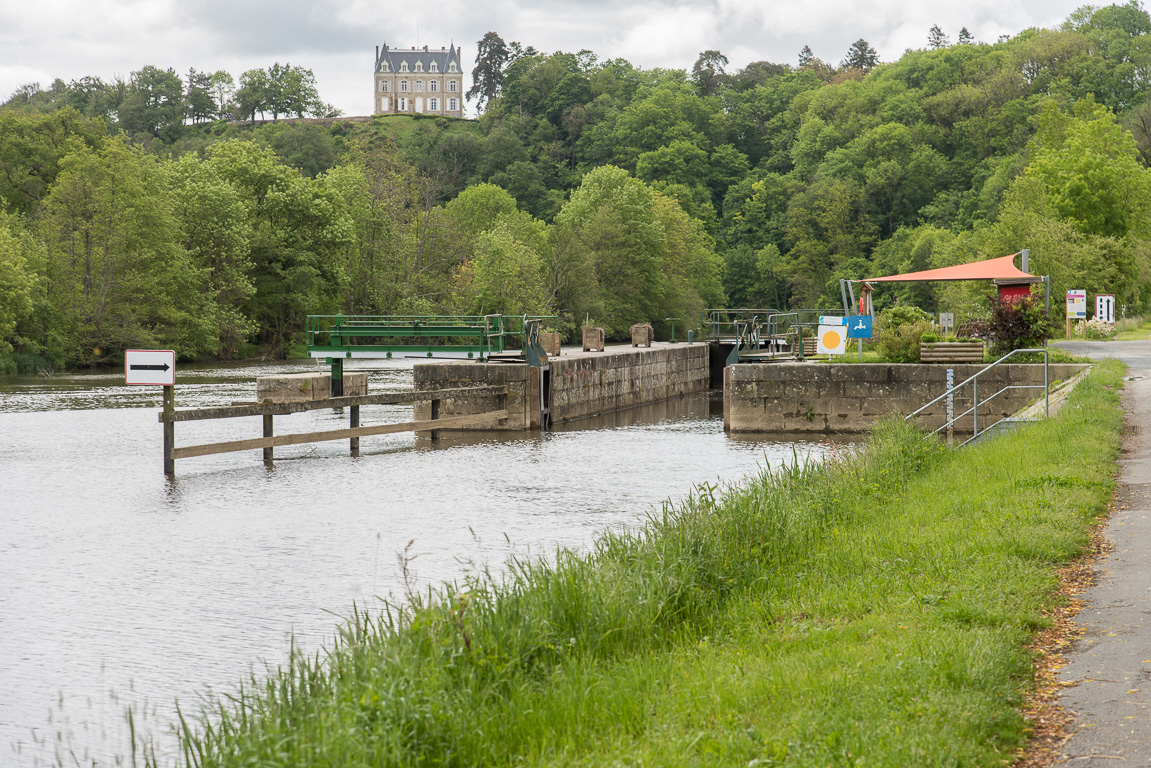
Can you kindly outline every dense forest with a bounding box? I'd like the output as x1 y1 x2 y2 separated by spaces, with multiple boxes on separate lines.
4 4 1151 368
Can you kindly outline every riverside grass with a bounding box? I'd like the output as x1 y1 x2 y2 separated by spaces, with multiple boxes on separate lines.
159 361 1123 768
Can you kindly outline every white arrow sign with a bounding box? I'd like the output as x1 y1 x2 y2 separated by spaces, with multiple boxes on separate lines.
125 349 176 386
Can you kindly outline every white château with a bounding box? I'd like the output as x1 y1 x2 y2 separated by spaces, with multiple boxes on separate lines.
373 43 464 116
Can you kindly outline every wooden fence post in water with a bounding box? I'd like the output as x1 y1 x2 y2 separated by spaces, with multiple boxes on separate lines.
430 398 440 441
350 405 360 456
163 385 175 476
263 414 274 464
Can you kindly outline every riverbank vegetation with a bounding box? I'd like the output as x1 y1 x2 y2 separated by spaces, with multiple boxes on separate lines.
148 360 1122 766
6 6 1151 368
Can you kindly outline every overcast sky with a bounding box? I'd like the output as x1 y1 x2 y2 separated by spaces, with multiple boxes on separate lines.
1 0 1098 118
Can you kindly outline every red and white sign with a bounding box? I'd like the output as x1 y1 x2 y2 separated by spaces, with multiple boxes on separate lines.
124 349 176 385
1095 294 1115 324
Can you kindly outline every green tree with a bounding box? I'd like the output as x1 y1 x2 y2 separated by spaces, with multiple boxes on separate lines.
37 137 216 363
928 25 950 50
692 50 728 97
0 212 40 355
842 39 880 72
118 65 185 142
167 154 256 357
468 32 512 111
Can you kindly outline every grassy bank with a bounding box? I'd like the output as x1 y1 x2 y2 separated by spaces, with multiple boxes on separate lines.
159 361 1123 767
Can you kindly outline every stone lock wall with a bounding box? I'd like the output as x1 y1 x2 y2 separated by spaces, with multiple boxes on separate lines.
549 344 709 424
413 363 533 430
412 343 711 430
724 362 1089 433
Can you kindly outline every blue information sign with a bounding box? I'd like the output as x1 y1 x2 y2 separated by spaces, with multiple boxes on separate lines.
846 315 873 339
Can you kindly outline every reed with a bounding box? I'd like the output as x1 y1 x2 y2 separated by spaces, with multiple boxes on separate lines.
151 360 1123 767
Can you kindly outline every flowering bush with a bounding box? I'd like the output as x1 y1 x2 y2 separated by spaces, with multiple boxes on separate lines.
1084 318 1117 340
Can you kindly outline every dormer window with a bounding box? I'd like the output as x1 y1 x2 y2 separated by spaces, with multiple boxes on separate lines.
415 61 423 72
381 63 388 72
430 62 438 72
449 62 457 72
400 62 409 72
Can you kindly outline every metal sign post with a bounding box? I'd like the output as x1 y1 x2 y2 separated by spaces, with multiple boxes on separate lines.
125 350 177 474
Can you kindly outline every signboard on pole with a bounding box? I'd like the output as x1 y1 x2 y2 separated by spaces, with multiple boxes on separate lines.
939 312 954 332
1095 294 1115 323
125 349 176 386
817 324 848 354
1066 290 1087 319
846 315 873 339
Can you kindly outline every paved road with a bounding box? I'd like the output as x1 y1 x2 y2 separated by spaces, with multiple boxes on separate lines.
1053 340 1151 764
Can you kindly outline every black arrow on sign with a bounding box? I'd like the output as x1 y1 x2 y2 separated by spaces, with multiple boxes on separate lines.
130 363 170 371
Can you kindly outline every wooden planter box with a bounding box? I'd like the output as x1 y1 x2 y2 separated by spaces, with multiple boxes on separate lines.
581 326 605 352
919 341 984 363
630 323 654 347
539 331 562 356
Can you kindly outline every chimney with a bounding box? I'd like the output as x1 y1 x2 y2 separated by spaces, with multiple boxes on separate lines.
423 45 428 51
375 45 379 61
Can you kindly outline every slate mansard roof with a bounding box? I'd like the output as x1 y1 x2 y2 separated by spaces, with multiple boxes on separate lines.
375 43 462 74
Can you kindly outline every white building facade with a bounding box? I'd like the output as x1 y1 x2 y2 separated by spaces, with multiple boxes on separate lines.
374 43 465 117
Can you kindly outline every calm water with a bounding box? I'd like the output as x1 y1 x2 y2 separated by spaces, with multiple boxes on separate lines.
0 357 835 766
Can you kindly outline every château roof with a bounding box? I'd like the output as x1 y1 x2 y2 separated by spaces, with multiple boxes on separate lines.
375 43 462 74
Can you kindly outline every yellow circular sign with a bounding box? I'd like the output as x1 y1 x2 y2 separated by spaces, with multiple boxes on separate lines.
822 330 842 348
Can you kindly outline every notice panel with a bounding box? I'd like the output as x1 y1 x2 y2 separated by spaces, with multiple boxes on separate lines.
125 349 176 386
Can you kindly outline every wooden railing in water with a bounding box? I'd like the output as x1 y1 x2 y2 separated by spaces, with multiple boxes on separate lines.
157 386 508 475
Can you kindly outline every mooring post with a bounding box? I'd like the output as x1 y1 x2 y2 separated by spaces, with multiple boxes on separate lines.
350 405 360 456
263 414 274 464
331 356 344 397
430 398 440 441
162 384 175 476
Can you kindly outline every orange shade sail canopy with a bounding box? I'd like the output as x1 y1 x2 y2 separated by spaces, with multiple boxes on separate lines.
859 253 1035 283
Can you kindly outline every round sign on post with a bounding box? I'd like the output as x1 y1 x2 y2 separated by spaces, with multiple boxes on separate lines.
125 349 176 386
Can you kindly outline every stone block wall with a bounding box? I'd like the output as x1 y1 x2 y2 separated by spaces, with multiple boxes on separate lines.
412 344 711 431
724 362 1088 433
549 344 709 424
413 363 532 430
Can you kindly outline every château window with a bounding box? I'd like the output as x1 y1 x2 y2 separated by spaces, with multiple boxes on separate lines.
415 80 423 92
399 97 408 111
448 98 457 111
415 61 423 72
430 62 438 72
381 63 389 72
429 98 438 111
400 62 409 72
449 80 458 92
400 80 408 92
380 81 389 92
429 80 438 92
380 97 389 111
449 62 457 72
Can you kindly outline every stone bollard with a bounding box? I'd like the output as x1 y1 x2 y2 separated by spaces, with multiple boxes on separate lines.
581 326 605 352
630 323 655 348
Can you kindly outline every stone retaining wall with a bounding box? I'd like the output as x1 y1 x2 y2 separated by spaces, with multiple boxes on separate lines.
724 362 1089 433
413 343 710 430
549 344 709 424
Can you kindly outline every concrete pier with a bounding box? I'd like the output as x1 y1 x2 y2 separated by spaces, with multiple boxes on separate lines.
413 342 709 429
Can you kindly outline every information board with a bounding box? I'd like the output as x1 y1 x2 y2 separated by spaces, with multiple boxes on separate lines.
1066 290 1087 319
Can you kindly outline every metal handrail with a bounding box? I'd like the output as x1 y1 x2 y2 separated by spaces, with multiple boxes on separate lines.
905 347 1049 444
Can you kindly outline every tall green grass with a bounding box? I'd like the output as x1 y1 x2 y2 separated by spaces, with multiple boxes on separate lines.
154 360 1123 767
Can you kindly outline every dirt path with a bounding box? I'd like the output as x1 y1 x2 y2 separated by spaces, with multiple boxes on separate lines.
1052 341 1151 764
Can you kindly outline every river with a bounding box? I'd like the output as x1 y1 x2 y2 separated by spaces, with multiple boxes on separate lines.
0 357 836 766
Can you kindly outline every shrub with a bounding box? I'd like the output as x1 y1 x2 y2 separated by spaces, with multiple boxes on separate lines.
987 293 1051 355
1084 318 1117 340
875 306 933 362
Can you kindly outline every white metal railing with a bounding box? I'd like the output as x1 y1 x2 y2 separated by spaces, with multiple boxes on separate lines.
905 347 1049 446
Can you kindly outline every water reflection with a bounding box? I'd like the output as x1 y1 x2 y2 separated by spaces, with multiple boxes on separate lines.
0 359 841 766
